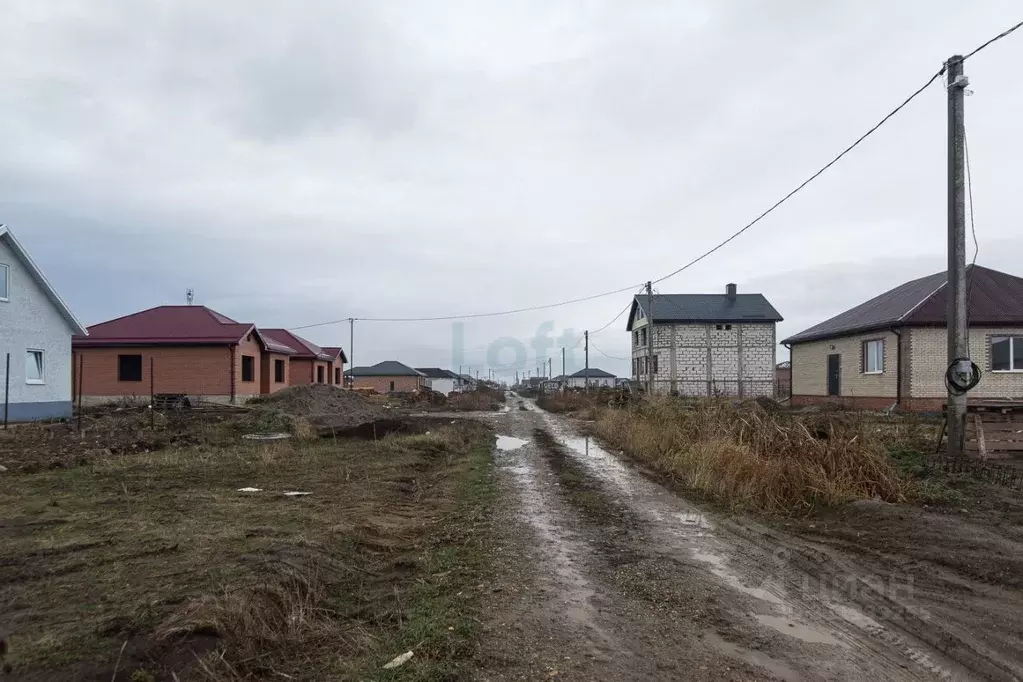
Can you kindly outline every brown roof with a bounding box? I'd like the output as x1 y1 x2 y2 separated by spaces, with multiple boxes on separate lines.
261 329 334 361
322 346 348 363
73 305 254 347
783 265 1023 344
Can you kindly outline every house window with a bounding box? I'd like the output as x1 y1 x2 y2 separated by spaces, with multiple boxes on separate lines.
715 324 723 331
725 324 732 331
241 355 255 382
317 366 325 383
389 380 395 391
274 359 285 383
633 331 639 346
651 355 659 374
25 350 44 384
991 336 1023 372
335 368 341 384
640 328 647 345
862 339 884 374
0 263 8 301
118 354 143 382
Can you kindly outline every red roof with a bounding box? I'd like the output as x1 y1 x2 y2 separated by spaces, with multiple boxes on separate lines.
73 305 253 347
261 329 334 361
322 346 348 363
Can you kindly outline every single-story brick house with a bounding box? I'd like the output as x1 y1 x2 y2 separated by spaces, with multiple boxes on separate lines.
566 368 616 389
72 305 296 404
783 265 1023 412
260 330 345 387
346 361 425 393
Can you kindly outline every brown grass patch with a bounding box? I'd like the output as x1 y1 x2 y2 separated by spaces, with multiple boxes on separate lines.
592 398 914 514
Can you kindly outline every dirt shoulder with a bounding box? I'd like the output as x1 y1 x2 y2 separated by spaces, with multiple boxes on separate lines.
0 417 497 681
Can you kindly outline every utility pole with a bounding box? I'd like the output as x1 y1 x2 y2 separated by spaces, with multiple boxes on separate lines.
349 317 354 385
561 347 566 392
584 330 590 394
646 280 654 395
946 55 968 458
548 357 552 380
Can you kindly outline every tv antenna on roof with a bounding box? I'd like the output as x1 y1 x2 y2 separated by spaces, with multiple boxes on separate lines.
185 288 194 305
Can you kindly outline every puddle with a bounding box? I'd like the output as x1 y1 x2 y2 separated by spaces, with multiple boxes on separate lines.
496 435 528 451
237 487 262 492
754 614 841 645
703 630 801 681
283 491 312 497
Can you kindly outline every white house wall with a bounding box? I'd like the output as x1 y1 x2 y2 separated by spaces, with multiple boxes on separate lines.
0 238 75 420
426 378 455 396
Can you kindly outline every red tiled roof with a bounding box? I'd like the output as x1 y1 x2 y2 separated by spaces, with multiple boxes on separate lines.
322 346 348 363
261 329 334 361
73 305 253 347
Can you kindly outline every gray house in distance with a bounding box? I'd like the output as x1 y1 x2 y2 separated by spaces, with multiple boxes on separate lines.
626 283 782 397
0 225 88 420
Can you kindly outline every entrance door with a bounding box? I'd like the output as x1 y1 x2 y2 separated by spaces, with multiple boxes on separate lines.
827 354 841 396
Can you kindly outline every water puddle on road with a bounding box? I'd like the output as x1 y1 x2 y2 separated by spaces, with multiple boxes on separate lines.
754 614 843 646
702 630 802 681
496 435 528 451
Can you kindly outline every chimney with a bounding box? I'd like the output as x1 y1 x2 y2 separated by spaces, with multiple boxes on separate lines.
726 283 737 300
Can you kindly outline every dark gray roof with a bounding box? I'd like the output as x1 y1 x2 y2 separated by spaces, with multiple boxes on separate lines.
345 361 423 377
570 368 616 378
782 265 1023 344
627 294 781 330
415 367 456 379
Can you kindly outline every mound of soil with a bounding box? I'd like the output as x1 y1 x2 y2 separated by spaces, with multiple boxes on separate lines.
252 385 385 430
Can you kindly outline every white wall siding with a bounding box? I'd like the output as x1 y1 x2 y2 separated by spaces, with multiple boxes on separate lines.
0 239 75 418
425 378 455 396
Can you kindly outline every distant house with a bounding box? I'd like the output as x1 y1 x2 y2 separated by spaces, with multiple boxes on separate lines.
0 225 88 420
261 330 344 387
783 265 1023 412
346 361 425 393
72 305 292 404
775 361 791 398
457 374 476 391
322 347 349 385
567 368 616 389
627 283 782 397
415 368 460 396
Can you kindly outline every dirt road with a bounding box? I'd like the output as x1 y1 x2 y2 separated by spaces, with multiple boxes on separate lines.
470 395 1022 681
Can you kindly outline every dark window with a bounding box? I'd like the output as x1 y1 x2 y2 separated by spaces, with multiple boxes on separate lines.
715 324 723 331
991 336 1023 372
317 365 325 383
725 324 732 331
241 355 255 382
335 368 341 384
118 354 143 382
641 328 647 345
274 359 285 383
389 380 395 391
651 355 659 373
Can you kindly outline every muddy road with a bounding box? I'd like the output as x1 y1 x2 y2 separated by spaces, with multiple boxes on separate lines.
469 395 1023 681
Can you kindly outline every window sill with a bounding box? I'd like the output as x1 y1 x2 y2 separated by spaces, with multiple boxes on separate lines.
990 369 1023 373
25 380 45 385
862 371 884 376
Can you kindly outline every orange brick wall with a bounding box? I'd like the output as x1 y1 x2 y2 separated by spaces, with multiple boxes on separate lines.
260 352 290 395
289 358 333 386
73 345 233 399
235 333 263 399
351 375 424 393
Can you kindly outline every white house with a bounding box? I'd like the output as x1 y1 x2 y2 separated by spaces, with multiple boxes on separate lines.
567 368 616 389
0 226 87 421
415 368 459 396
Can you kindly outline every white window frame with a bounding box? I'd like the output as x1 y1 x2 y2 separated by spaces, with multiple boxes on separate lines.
25 349 44 384
990 336 1023 373
0 263 9 302
863 339 884 374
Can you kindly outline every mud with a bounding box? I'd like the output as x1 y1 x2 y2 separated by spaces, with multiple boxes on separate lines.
470 394 1021 680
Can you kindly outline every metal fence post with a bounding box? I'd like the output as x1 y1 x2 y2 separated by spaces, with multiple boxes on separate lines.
76 352 84 431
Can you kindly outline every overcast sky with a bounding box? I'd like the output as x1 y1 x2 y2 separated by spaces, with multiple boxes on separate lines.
3 1 1021 379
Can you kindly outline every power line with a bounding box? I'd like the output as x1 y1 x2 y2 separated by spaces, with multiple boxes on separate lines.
590 342 630 361
291 20 1022 332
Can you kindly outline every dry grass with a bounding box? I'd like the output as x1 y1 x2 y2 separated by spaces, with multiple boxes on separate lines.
592 397 914 514
446 387 506 412
0 419 495 681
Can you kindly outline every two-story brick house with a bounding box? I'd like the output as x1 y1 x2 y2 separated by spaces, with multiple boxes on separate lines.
783 265 1023 412
626 284 783 397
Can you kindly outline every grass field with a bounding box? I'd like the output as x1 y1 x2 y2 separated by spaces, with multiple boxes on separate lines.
0 418 495 681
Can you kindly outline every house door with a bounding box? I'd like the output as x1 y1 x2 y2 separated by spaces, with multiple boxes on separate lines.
827 354 841 396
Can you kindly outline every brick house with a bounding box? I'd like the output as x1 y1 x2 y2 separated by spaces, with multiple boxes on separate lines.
322 347 348 385
260 330 344 386
783 265 1023 412
72 306 295 404
627 284 782 397
346 361 425 393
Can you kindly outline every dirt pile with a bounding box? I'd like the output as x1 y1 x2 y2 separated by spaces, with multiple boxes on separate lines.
251 385 385 430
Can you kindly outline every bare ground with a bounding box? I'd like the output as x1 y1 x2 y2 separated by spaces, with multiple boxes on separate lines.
470 395 1023 680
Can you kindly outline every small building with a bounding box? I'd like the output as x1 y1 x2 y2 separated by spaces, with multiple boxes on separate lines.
783 265 1023 411
415 368 460 396
72 305 288 404
261 330 342 387
627 283 782 397
346 361 425 393
0 225 88 420
567 368 616 389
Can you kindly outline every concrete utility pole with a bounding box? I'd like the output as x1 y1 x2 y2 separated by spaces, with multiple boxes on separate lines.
562 347 566 393
349 318 354 384
646 280 654 395
584 330 590 394
946 54 969 458
548 357 552 380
